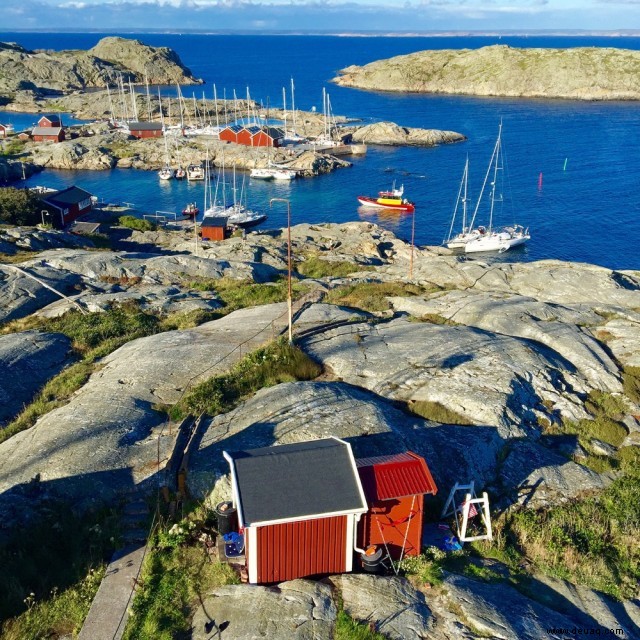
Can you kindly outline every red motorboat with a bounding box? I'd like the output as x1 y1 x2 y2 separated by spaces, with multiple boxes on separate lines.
182 202 200 218
357 183 415 213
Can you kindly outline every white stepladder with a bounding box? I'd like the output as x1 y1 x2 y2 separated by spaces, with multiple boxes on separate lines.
441 481 493 543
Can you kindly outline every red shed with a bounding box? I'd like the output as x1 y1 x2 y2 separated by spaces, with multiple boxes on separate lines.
356 452 437 560
200 215 228 242
224 438 368 585
39 185 94 227
236 126 260 146
0 124 8 138
218 124 243 144
127 122 163 139
38 114 63 128
251 126 284 148
31 126 65 143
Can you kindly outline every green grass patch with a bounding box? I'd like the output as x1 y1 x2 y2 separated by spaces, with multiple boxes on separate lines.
492 473 640 600
118 215 156 232
296 255 372 279
123 514 239 640
409 399 470 425
325 281 425 313
398 549 446 587
563 416 628 448
335 610 387 640
170 338 321 421
1 566 105 640
622 365 640 404
415 312 459 325
0 500 119 629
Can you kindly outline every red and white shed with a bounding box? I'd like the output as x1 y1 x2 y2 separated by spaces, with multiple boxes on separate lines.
31 126 65 143
127 122 163 139
218 124 243 144
251 126 284 148
38 114 63 128
224 437 368 585
356 451 437 560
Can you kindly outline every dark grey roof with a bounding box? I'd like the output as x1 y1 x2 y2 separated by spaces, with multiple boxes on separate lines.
201 216 228 227
263 126 285 139
41 186 93 207
227 438 366 526
128 121 163 131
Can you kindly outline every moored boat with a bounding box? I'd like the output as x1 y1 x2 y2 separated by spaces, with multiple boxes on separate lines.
357 183 415 213
182 202 199 218
187 163 206 181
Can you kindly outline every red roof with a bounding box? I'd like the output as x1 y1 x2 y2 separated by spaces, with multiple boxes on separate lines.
356 451 437 502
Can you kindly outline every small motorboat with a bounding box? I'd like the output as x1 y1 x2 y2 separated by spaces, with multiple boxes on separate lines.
175 167 186 180
182 202 200 218
357 183 415 213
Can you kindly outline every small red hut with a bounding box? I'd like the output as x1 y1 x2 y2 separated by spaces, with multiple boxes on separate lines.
0 124 9 138
127 122 163 139
39 185 94 227
38 114 63 128
224 438 368 585
200 216 228 242
218 124 243 144
356 452 437 560
251 126 284 148
31 126 65 143
236 126 260 146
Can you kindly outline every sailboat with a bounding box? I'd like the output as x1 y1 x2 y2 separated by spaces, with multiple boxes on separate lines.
225 165 268 228
457 123 530 254
250 100 297 181
444 157 481 249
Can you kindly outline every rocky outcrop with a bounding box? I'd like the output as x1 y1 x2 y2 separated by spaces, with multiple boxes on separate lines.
191 580 336 640
328 575 433 639
333 45 640 100
0 37 200 96
347 121 465 147
0 330 73 427
88 37 201 86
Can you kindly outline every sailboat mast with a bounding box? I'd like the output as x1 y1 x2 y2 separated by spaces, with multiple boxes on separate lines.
291 78 297 135
246 87 251 126
487 123 503 233
469 127 500 231
213 84 220 129
462 156 469 232
129 80 138 121
282 86 287 136
145 71 152 121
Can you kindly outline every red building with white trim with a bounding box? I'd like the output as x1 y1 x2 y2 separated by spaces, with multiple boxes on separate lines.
127 122 163 139
39 185 94 227
224 438 368 584
38 114 63 128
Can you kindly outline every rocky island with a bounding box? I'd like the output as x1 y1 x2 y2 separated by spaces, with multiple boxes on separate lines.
333 45 640 100
0 219 639 638
0 36 201 98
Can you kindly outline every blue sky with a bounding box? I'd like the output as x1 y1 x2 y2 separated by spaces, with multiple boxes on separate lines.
2 0 639 32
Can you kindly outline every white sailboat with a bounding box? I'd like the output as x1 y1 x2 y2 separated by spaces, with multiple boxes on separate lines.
445 157 481 249
460 123 530 254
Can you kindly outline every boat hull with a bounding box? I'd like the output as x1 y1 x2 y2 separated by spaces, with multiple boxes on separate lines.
357 196 415 213
464 230 530 254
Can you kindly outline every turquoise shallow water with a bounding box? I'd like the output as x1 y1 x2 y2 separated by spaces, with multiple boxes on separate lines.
2 33 639 269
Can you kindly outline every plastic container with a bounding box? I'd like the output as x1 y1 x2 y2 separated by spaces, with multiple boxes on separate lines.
216 501 238 536
360 546 383 573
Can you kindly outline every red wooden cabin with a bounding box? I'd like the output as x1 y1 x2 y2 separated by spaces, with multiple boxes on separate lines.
31 126 65 143
218 124 242 144
224 438 368 585
38 115 62 128
200 216 228 242
236 126 259 146
39 186 94 227
356 452 437 560
127 122 163 139
251 126 284 148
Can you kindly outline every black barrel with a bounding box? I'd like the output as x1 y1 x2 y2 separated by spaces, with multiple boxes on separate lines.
216 501 238 536
361 546 383 573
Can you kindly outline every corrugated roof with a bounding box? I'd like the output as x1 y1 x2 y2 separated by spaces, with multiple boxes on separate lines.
127 121 163 130
31 127 63 136
356 451 437 502
227 438 367 526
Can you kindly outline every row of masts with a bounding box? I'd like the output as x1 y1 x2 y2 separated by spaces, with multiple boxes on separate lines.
106 76 306 137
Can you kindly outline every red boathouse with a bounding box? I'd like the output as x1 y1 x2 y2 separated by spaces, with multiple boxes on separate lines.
127 122 163 139
356 452 437 560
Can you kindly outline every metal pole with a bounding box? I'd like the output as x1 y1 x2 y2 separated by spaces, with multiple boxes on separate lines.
270 198 293 343
409 207 415 280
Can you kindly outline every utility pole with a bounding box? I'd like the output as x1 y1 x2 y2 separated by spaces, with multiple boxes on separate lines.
270 198 293 344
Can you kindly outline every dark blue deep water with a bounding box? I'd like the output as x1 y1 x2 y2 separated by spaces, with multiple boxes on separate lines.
2 33 639 269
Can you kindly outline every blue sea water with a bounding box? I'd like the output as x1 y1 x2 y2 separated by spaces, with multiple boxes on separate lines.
1 33 639 270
